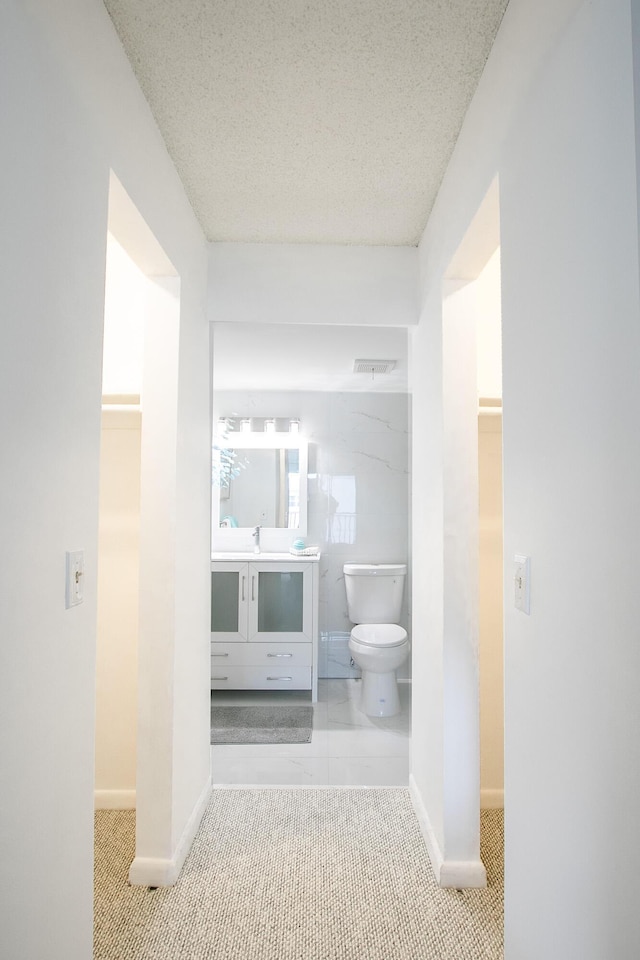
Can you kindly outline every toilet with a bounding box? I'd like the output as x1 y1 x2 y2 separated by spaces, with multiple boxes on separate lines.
344 563 409 718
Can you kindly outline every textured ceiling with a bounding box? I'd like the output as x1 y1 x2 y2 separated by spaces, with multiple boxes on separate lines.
103 0 508 245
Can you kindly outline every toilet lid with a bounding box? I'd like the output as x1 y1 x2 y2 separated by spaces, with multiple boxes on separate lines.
351 624 408 648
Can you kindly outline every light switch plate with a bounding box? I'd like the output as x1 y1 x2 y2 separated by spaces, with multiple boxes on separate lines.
514 555 531 614
66 550 84 608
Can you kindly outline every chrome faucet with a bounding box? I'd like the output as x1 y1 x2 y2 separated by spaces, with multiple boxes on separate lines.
252 525 261 554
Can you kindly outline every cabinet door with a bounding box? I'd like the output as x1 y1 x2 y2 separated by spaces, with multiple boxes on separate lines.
248 562 312 642
210 563 248 642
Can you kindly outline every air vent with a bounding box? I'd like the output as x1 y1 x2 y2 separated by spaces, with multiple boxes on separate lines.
353 359 397 375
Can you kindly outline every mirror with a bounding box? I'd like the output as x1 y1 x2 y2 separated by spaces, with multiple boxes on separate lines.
212 432 308 550
219 447 301 528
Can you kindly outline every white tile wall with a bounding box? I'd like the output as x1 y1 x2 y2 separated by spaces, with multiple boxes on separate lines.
214 390 411 678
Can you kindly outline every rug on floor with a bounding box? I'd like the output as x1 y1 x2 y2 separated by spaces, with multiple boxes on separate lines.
94 789 504 960
210 703 313 743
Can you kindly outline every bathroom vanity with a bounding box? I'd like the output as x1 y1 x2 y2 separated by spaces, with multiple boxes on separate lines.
210 553 320 701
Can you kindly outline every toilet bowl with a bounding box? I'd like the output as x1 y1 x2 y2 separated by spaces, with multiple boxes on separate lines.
348 624 409 717
343 563 410 718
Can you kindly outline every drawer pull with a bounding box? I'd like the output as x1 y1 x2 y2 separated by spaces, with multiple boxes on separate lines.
267 653 293 658
267 676 293 681
212 676 229 681
212 653 229 658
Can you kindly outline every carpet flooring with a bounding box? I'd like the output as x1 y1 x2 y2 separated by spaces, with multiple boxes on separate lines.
211 704 313 744
94 789 503 960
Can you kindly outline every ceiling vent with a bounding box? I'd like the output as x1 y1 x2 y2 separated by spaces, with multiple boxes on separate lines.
353 359 397 375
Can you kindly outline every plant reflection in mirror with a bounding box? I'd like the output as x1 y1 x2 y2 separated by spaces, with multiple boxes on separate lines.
212 418 248 488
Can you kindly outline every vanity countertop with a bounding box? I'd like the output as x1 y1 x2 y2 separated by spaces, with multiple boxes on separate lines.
211 551 320 562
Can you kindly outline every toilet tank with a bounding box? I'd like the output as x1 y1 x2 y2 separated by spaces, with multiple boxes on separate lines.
343 563 406 624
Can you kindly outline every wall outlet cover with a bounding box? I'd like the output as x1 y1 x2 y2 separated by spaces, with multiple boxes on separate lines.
514 554 531 615
66 550 85 608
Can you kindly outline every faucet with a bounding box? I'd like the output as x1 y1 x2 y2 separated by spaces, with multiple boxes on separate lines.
252 525 261 554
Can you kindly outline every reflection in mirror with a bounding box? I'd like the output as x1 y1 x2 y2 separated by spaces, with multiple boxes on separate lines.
212 430 309 549
220 447 300 528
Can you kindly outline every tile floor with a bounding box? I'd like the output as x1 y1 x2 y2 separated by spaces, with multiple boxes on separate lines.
210 678 411 786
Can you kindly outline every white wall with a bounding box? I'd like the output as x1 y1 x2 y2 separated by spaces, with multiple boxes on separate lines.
209 242 419 326
412 0 640 953
101 235 146 397
0 2 210 957
475 248 502 401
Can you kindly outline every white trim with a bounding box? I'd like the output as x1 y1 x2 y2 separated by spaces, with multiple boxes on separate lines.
480 788 504 809
128 777 212 887
94 789 136 810
439 859 487 888
409 774 445 879
409 775 487 889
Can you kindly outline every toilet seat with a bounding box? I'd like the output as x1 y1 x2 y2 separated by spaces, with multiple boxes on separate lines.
350 623 408 648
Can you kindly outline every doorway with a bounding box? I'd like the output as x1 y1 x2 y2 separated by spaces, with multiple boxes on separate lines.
94 233 145 811
437 177 503 879
209 321 412 786
94 172 182 885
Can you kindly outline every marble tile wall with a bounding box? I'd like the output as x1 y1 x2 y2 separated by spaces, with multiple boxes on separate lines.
214 390 411 678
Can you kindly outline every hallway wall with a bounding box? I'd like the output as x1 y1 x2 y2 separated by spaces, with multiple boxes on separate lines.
0 3 210 958
412 0 640 955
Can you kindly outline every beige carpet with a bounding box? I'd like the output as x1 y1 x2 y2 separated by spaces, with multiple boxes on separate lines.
94 789 503 960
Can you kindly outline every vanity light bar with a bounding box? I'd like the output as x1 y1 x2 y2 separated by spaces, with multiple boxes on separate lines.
217 417 302 435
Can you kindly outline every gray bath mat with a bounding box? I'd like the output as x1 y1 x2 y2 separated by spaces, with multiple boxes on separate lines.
211 704 313 744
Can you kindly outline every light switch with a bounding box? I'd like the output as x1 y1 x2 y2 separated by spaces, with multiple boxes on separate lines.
66 550 84 608
514 555 531 614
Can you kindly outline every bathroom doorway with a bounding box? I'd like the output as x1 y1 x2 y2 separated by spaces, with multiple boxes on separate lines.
210 321 412 785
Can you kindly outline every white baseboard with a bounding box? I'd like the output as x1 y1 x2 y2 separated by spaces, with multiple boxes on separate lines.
439 859 488 888
94 789 136 810
409 774 487 889
480 788 504 809
409 774 445 878
128 777 212 888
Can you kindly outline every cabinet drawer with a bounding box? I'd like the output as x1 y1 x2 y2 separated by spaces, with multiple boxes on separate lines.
211 641 312 667
210 665 311 691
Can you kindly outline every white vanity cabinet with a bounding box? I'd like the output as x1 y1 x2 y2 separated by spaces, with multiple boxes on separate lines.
210 556 319 700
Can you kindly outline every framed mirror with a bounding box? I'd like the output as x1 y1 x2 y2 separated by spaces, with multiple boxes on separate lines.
212 432 308 552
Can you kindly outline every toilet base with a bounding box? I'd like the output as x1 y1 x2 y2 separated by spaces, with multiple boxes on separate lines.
360 669 400 718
